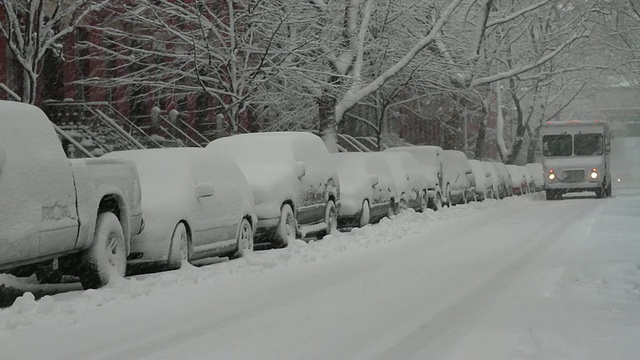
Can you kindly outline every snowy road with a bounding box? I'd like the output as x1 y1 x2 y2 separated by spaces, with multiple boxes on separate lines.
1 188 639 360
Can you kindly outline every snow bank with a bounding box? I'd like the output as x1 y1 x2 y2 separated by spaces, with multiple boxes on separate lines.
0 196 526 331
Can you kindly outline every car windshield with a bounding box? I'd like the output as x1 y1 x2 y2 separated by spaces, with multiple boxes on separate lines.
542 134 572 156
574 133 603 156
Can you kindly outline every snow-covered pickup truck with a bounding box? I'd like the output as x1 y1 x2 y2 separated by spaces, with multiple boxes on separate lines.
0 101 143 289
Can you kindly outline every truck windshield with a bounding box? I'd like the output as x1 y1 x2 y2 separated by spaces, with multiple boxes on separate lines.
574 133 603 156
543 134 572 156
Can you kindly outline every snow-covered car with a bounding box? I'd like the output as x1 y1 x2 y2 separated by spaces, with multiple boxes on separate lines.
102 148 257 273
441 150 476 204
521 165 535 193
469 159 493 201
206 132 340 247
524 163 544 192
494 162 514 197
385 146 444 210
506 164 528 195
373 151 429 213
332 152 394 228
0 101 143 289
482 161 501 199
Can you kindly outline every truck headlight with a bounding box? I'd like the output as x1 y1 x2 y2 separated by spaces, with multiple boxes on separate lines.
548 173 556 180
590 171 598 179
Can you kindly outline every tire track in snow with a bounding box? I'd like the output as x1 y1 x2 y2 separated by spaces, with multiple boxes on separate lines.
371 201 601 360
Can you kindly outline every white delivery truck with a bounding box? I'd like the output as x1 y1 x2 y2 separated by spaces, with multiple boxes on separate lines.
540 120 612 200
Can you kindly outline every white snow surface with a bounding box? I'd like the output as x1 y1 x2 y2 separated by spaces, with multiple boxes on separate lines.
1 187 640 359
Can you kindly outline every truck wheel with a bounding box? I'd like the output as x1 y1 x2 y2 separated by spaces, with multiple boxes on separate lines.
595 186 604 198
167 222 190 270
79 212 127 289
545 190 555 200
229 218 254 260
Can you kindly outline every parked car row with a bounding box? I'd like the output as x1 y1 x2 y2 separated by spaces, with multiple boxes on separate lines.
0 101 545 289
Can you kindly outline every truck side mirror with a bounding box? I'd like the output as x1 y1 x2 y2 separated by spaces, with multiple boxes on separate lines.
195 182 216 198
0 143 6 172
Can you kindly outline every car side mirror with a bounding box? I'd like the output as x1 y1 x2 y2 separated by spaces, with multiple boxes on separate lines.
295 161 306 178
195 182 216 198
0 143 6 172
465 169 472 175
370 175 379 187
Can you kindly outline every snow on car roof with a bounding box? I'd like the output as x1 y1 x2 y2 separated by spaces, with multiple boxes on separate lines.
386 146 440 168
442 150 471 171
103 148 249 190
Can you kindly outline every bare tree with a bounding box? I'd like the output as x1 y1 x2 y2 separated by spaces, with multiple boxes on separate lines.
77 0 298 135
0 0 109 104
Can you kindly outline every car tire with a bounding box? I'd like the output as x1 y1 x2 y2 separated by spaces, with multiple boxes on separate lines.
419 192 429 213
432 191 443 211
230 218 254 260
167 222 190 270
318 200 338 239
387 199 395 218
274 204 296 248
79 212 127 289
399 197 408 212
359 200 371 227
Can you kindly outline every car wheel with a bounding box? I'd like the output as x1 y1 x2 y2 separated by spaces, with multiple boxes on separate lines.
230 218 254 260
432 191 443 211
387 199 395 218
274 204 296 248
79 212 127 289
419 192 429 213
396 197 409 214
167 222 190 270
318 200 338 239
359 200 371 227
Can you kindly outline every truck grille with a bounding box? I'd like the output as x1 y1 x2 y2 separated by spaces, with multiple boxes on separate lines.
562 169 585 183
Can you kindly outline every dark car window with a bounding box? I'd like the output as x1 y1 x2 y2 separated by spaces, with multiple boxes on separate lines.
543 134 572 156
574 133 603 156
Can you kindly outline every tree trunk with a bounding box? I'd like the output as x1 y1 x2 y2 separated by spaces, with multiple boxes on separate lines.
317 93 338 152
526 125 542 163
474 115 487 160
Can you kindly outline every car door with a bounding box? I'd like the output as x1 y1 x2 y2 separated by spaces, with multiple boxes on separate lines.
292 137 328 225
189 152 239 253
0 111 78 267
